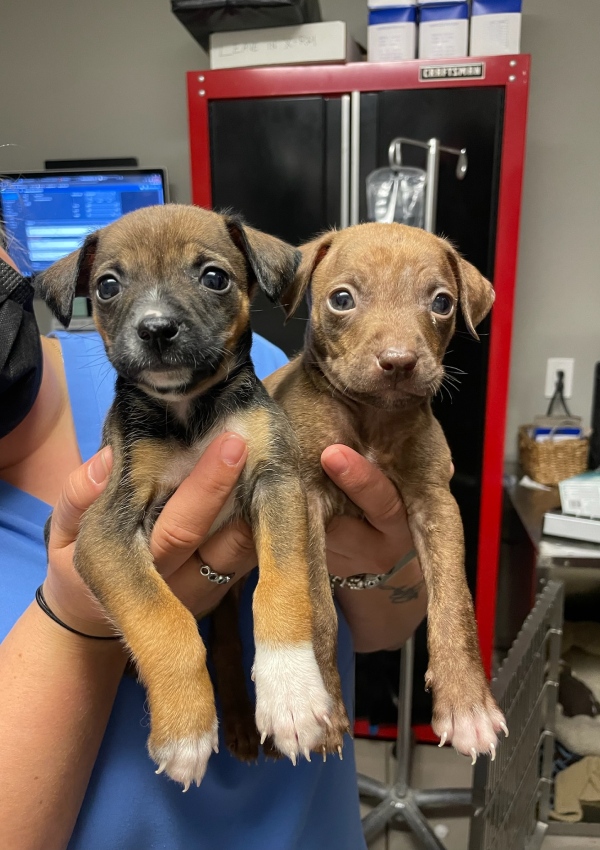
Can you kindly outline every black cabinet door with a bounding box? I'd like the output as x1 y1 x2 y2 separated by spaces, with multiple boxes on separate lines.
356 87 504 726
209 95 343 356
359 86 504 590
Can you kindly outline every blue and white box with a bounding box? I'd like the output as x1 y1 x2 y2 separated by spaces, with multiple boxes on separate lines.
418 2 469 60
470 0 522 56
368 4 417 62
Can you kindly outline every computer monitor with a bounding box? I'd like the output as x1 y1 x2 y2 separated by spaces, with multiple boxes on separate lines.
0 168 169 275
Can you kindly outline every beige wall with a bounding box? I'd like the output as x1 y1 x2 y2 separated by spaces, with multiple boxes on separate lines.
0 0 207 203
506 0 600 459
1 0 598 459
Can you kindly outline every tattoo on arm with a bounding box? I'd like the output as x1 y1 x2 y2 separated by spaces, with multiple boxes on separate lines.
378 577 425 604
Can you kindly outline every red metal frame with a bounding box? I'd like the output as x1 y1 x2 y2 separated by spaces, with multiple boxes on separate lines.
186 55 530 680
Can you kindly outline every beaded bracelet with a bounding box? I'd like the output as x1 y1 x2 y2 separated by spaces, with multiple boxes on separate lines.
35 585 120 641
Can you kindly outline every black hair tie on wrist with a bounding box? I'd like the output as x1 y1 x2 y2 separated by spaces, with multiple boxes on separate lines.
35 585 120 640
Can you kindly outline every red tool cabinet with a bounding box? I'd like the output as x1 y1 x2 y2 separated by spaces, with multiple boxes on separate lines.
186 55 530 737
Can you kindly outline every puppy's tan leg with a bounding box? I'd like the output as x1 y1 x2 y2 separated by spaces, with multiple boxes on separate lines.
211 588 260 762
306 496 351 756
250 475 335 763
403 485 507 761
77 497 217 789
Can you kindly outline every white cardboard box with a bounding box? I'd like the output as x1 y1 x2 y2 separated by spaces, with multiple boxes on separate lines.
209 21 361 70
543 511 600 545
559 471 600 519
470 0 522 56
368 6 417 62
418 2 469 60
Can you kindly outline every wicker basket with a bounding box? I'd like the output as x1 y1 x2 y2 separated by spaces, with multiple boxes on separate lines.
518 424 589 486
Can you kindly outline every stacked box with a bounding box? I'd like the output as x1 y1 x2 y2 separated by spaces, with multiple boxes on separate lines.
470 0 522 56
209 21 362 69
418 1 469 59
368 1 417 62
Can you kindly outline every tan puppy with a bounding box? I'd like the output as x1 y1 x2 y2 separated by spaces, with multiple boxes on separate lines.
265 222 507 761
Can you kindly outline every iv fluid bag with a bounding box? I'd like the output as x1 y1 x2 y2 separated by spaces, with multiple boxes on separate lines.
366 165 426 228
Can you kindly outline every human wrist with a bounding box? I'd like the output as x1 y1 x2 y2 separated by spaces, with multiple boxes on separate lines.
41 580 118 640
330 549 417 592
27 600 126 663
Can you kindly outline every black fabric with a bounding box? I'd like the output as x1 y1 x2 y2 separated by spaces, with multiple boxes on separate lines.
171 0 321 49
0 259 43 438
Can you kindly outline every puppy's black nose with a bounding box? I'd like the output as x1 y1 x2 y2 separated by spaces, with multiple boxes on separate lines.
377 349 418 375
137 316 180 344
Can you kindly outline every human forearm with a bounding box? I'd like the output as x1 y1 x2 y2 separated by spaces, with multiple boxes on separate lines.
0 603 126 850
335 556 427 653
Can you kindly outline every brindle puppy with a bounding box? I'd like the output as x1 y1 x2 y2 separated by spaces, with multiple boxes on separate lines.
35 204 350 789
264 222 508 761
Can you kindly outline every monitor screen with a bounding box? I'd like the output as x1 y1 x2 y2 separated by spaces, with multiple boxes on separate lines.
0 168 168 274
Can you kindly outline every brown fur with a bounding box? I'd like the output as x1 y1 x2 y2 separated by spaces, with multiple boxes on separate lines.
265 222 506 758
35 204 350 787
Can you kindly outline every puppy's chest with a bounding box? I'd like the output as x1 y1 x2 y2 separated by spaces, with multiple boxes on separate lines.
136 414 250 533
316 433 406 523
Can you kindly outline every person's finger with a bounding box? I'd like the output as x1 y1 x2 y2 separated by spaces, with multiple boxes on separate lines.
199 517 257 575
167 521 256 616
150 432 247 576
321 444 406 534
326 515 382 560
50 447 113 550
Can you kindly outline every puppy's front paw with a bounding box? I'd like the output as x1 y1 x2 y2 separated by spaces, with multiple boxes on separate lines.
427 668 508 763
253 642 333 763
149 718 218 791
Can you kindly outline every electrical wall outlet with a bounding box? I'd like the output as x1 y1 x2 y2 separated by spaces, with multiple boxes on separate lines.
545 357 574 399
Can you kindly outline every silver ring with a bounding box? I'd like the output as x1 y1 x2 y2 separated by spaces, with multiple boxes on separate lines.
199 563 233 586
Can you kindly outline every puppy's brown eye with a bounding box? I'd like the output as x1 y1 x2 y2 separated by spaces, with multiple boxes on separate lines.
200 268 230 292
96 276 121 301
431 293 453 316
329 290 355 312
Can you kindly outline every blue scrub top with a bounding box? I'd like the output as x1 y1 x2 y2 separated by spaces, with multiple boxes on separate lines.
0 331 366 850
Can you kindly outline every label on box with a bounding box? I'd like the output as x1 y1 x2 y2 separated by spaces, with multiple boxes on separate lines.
419 4 469 60
559 472 600 519
470 11 521 55
368 5 417 61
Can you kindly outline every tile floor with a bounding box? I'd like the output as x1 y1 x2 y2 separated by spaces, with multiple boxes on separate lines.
355 739 600 850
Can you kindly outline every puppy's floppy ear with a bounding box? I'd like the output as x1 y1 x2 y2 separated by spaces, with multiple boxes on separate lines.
34 233 98 327
281 231 335 319
225 216 301 303
445 247 495 340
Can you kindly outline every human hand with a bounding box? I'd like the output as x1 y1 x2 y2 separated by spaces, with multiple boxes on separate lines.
321 445 416 581
43 433 256 635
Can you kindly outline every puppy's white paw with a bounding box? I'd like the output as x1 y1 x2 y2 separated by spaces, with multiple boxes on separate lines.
149 721 219 791
253 642 332 762
434 703 508 764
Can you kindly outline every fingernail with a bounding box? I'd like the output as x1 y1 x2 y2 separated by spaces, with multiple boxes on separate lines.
89 447 111 485
324 448 349 476
220 435 246 466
